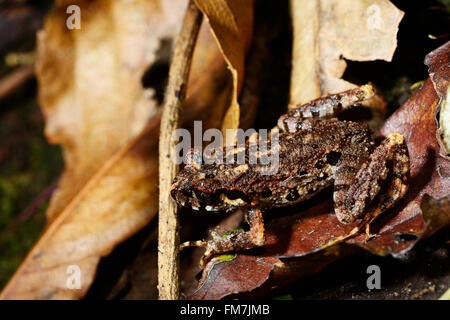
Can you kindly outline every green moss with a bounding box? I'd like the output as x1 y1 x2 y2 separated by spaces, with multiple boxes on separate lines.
0 99 63 289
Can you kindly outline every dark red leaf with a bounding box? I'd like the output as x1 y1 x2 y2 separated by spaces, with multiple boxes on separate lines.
186 47 450 300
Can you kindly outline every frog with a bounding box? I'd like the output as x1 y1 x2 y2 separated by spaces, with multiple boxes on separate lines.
171 84 410 266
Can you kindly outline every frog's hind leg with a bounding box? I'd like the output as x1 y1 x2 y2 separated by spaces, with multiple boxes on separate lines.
278 85 374 132
180 208 265 267
325 132 409 247
363 134 409 239
334 132 408 224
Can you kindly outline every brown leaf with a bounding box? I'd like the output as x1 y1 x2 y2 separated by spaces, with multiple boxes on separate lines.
425 40 450 98
1 0 235 299
182 21 232 131
0 118 160 299
194 0 254 142
290 0 403 105
186 63 450 301
191 255 281 300
424 40 450 155
38 0 188 222
186 200 355 299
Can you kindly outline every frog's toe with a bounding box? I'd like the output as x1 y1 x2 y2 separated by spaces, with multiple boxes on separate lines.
179 239 207 250
364 224 379 242
200 250 211 268
200 241 222 267
180 239 217 267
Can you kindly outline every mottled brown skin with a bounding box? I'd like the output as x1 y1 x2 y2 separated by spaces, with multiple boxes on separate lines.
171 85 410 265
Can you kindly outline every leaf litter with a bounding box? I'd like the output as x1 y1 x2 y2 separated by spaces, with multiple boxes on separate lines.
1 0 449 300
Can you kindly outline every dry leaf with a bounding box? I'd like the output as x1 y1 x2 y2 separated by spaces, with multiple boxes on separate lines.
424 40 450 154
182 21 232 131
289 0 403 105
1 0 236 299
194 0 254 143
39 0 189 222
0 118 160 299
425 40 450 98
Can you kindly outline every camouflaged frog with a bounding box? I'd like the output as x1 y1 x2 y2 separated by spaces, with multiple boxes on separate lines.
171 85 409 265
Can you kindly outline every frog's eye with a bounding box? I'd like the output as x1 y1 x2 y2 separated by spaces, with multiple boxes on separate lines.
261 188 272 198
315 160 324 169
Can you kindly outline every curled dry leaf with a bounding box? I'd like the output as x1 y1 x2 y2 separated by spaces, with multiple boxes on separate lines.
194 0 254 143
186 65 450 300
424 40 450 155
437 91 450 155
1 0 244 299
425 40 450 98
290 0 403 105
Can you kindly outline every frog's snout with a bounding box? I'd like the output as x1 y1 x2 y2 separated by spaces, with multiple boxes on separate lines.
170 176 192 208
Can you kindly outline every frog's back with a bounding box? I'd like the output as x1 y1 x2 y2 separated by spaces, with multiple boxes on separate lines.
236 119 373 209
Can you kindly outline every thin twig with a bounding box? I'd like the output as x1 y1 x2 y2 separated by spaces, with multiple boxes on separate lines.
0 65 34 102
0 181 57 239
158 0 202 300
16 180 58 223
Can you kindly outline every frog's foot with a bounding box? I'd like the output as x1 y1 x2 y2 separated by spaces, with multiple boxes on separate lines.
179 234 229 267
181 208 265 267
199 229 247 267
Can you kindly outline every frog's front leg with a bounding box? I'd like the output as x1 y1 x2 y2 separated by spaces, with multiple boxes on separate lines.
180 208 265 266
278 85 374 132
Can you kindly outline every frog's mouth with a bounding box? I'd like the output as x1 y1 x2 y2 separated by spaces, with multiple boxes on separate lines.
171 186 249 213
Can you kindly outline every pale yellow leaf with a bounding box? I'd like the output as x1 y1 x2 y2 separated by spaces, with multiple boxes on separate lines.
440 87 450 151
290 0 403 105
194 0 254 144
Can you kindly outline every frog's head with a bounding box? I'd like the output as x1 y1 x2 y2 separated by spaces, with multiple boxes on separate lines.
171 148 250 212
